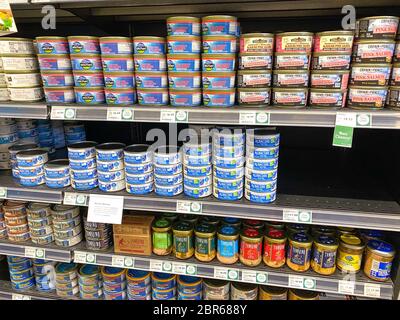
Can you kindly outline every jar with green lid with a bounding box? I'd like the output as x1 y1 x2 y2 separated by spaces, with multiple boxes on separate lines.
173 221 194 260
152 218 173 256
287 232 313 272
194 223 216 262
239 227 263 267
217 225 239 264
179 214 199 225
199 216 220 227
243 219 264 231
336 234 365 273
162 212 179 223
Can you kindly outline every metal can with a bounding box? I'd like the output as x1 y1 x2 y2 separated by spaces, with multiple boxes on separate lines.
309 88 347 109
273 70 309 87
312 52 351 70
311 70 350 89
348 85 388 109
274 52 310 70
355 16 399 40
352 39 395 63
272 87 308 108
275 32 314 53
314 30 354 53
238 52 272 70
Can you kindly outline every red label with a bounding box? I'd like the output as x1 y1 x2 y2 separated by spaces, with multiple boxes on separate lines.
264 242 285 262
240 241 262 261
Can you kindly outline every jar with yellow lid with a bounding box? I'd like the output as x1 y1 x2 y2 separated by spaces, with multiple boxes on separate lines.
288 289 319 300
263 228 286 268
152 218 173 256
286 232 312 272
239 228 263 267
336 234 365 273
337 227 356 237
259 285 288 300
217 225 239 264
311 235 339 275
363 239 395 281
194 223 216 262
243 219 264 231
172 221 194 259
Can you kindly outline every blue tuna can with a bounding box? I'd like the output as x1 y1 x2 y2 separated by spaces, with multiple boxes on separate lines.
213 155 244 169
74 87 105 104
152 273 176 290
126 181 153 195
213 166 244 180
244 189 276 203
213 176 243 190
45 176 71 188
155 183 183 196
213 186 243 201
167 16 201 36
104 72 135 89
105 88 136 105
16 149 48 167
203 89 235 107
154 163 182 176
245 178 277 193
100 37 133 55
154 146 182 165
152 288 176 300
154 173 182 186
184 175 212 188
18 128 38 139
178 292 202 300
246 157 279 171
35 274 56 292
9 268 34 281
183 154 212 166
70 168 97 180
73 71 105 87
133 37 166 55
184 185 212 198
20 174 45 186
168 71 201 89
71 177 98 190
135 71 168 88
11 276 35 291
98 179 125 192
18 165 44 177
167 35 201 54
125 172 153 185
70 54 103 71
247 146 279 160
183 139 212 156
97 169 125 182
124 144 152 165
184 164 212 177
67 141 97 160
169 88 202 107
125 162 153 175
245 167 278 182
67 36 100 54
213 128 245 145
127 269 151 288
202 16 238 35
69 158 96 170
137 88 169 105
202 54 236 72
213 144 244 158
96 143 125 161
246 128 280 147
44 159 69 178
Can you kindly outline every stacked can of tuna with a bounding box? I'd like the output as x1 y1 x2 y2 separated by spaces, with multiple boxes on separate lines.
0 201 6 239
389 29 400 109
83 215 113 251
100 37 136 105
0 37 43 102
27 202 54 245
272 32 313 108
36 36 75 103
3 201 30 243
244 128 279 203
124 144 154 195
15 148 48 187
96 143 126 192
212 128 245 201
51 204 83 247
0 118 19 171
237 33 274 106
167 16 201 107
349 16 399 110
134 36 168 105
310 31 353 109
202 15 239 107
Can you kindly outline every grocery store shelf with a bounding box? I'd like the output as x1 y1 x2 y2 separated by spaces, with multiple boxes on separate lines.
0 239 74 262
0 102 49 120
73 248 393 300
0 280 61 300
50 104 400 129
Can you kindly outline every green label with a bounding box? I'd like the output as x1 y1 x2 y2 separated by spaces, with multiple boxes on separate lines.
153 232 172 250
332 125 353 148
195 236 215 255
174 235 192 253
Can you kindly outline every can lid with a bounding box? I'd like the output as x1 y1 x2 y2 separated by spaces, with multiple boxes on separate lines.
124 144 151 154
45 159 69 169
289 232 312 244
277 31 314 36
127 269 150 279
354 39 395 44
67 36 99 40
351 63 391 68
240 32 274 38
349 85 388 90
367 239 395 257
102 266 125 276
177 275 201 285
316 30 354 36
36 36 67 40
79 264 100 277
290 289 319 299
340 234 365 250
167 16 200 22
265 228 286 240
238 70 272 75
16 148 47 158
55 262 78 274
315 235 338 246
96 142 126 151
68 141 97 149
218 225 238 236
152 218 171 229
260 285 288 295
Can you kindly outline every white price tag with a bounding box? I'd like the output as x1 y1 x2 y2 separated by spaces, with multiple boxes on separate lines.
0 187 7 198
63 192 88 206
336 112 357 127
112 256 134 268
12 294 31 300
338 280 355 295
172 263 187 275
106 108 123 121
283 209 312 223
213 267 239 280
160 110 188 123
74 251 96 264
289 275 316 290
176 200 202 214
88 195 124 224
364 284 381 298
242 271 268 284
239 112 256 124
24 247 45 259
50 106 76 120
150 260 163 272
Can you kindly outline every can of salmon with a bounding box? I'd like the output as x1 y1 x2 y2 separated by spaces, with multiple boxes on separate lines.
239 53 273 70
272 87 308 108
184 174 212 188
68 141 97 160
36 36 69 54
155 183 183 196
98 169 125 182
155 173 182 186
273 70 309 87
311 70 350 89
350 63 391 86
167 54 200 71
135 71 167 88
16 149 48 166
168 35 201 54
134 54 167 72
37 54 71 70
168 71 201 89
202 15 237 36
5 72 42 88
312 52 351 70
104 72 135 88
213 176 243 190
275 32 314 53
167 16 201 36
126 181 153 194
70 168 97 180
125 172 153 185
41 70 74 87
137 88 169 105
314 31 354 53
245 178 277 193
352 40 395 63
213 186 243 201
97 159 124 172
18 164 44 177
348 85 388 109
105 88 136 105
44 86 75 103
170 88 201 107
73 71 104 87
387 86 400 108
19 174 45 186
245 167 278 182
390 63 400 86
203 89 235 107
0 38 35 55
70 54 102 71
238 87 271 106
203 35 237 53
133 36 166 54
355 16 399 40
68 36 100 54
100 37 133 55
124 144 152 165
74 87 105 104
102 55 134 72
96 142 125 161
240 33 274 53
71 177 98 190
202 53 236 71
9 86 44 102
202 71 235 89
309 88 347 109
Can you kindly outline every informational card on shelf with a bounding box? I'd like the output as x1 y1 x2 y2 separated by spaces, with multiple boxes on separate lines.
87 194 124 224
0 0 17 35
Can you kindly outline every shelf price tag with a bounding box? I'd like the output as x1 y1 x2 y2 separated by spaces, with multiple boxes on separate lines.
74 251 96 264
338 280 355 295
111 255 135 268
51 106 76 120
332 112 371 148
12 294 31 300
239 112 270 125
283 209 312 223
160 110 188 123
150 260 173 272
213 267 240 281
0 187 7 198
241 270 268 284
63 192 89 206
364 284 381 298
176 200 202 214
106 108 134 121
24 247 45 259
88 194 124 224
288 275 316 290
172 263 197 276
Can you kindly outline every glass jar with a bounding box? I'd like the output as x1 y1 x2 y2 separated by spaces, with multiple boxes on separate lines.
265 221 285 231
221 217 241 229
263 228 286 268
259 286 288 300
288 289 319 300
311 235 339 275
337 227 356 237
286 223 309 236
359 229 385 244
239 228 263 267
179 214 199 225
162 212 179 223
363 239 395 281
217 225 239 264
287 232 312 272
243 219 264 231
172 221 194 260
199 216 220 227
311 226 336 238
336 234 365 273
194 223 216 262
152 218 173 256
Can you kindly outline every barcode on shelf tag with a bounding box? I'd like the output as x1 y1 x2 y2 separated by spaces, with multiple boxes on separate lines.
289 275 316 290
364 284 381 298
111 256 134 268
213 267 239 281
12 294 31 300
283 209 312 223
241 271 268 284
149 260 163 272
239 112 270 125
51 106 76 120
0 187 7 198
24 247 45 259
160 110 188 123
63 192 88 206
338 280 355 295
176 200 202 214
74 251 96 264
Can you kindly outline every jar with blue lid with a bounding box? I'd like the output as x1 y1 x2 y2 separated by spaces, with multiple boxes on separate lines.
364 239 395 281
311 235 339 275
217 225 239 264
287 232 313 272
221 217 241 228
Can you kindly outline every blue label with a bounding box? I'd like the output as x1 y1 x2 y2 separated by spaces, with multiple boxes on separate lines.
184 165 211 177
125 163 153 175
203 93 234 107
155 174 182 186
184 185 211 198
71 168 97 180
169 76 199 89
19 166 44 177
20 175 45 186
99 180 124 192
217 238 238 257
126 183 153 195
126 173 153 185
249 135 280 148
167 23 199 36
313 248 336 269
368 261 392 280
124 153 151 165
137 92 168 105
72 58 102 71
46 177 70 189
72 179 98 190
202 59 235 72
246 169 277 182
103 59 134 72
184 175 212 188
74 74 104 87
100 42 133 55
251 147 279 159
69 158 96 170
136 75 165 88
135 59 164 72
214 177 243 190
246 190 276 203
202 76 232 89
98 170 123 182
246 179 276 193
288 245 311 267
97 150 123 161
9 269 33 281
75 90 105 104
12 277 35 291
69 41 100 54
38 130 53 140
154 154 180 166
184 155 211 166
155 184 183 196
0 133 18 144
183 144 211 156
214 188 243 200
214 145 244 158
152 288 176 300
38 41 68 54
167 59 198 72
168 41 199 54
97 160 123 171
170 93 200 107
106 91 136 105
203 40 233 53
248 159 278 171
45 167 69 179
134 42 165 55
105 75 135 88
214 167 244 180
213 157 244 169
202 22 235 35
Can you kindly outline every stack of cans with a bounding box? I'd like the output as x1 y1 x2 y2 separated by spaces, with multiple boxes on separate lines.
37 120 55 154
154 146 183 197
64 122 86 146
0 201 6 239
152 272 176 300
101 267 127 300
55 262 79 297
32 259 56 292
183 137 212 198
51 205 83 247
96 142 126 192
3 200 30 242
83 214 113 251
16 119 39 145
212 128 245 201
177 275 202 300
52 121 66 149
126 269 151 300
245 128 279 203
0 118 18 170
44 159 71 189
27 203 54 245
16 149 48 187
68 141 98 191
124 144 153 195
203 279 230 300
7 256 35 291
78 264 103 300
8 143 38 178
